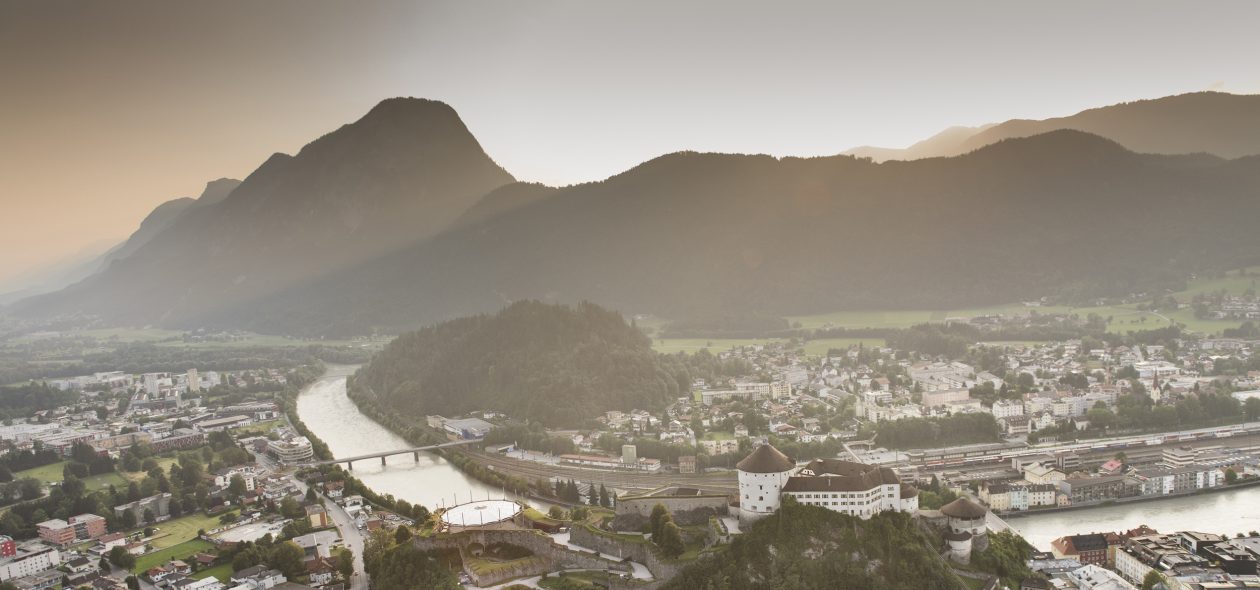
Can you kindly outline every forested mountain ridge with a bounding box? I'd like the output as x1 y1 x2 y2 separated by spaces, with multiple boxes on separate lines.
229 129 1260 336
351 301 686 426
14 98 514 325
846 91 1260 161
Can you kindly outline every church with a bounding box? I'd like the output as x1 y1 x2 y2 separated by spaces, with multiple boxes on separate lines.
736 443 919 523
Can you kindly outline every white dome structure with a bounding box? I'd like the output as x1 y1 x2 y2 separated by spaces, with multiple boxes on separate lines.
438 499 524 533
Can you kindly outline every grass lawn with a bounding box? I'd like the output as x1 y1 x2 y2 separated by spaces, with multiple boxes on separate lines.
148 512 234 549
192 563 233 582
16 462 129 491
133 539 214 574
539 571 612 589
701 431 734 441
231 419 284 436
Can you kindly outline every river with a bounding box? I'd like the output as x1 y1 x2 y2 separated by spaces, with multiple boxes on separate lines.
296 367 1260 545
295 365 542 512
1005 486 1260 550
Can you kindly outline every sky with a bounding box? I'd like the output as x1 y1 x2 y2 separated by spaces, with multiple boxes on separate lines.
2 0 1260 285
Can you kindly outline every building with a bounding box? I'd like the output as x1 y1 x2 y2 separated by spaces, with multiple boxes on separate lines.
940 498 990 564
268 436 315 464
69 514 107 541
149 430 206 453
114 493 172 524
678 455 697 474
230 566 286 590
305 504 330 529
35 515 105 547
1060 475 1135 505
441 417 493 440
736 444 797 522
780 459 918 518
1064 564 1137 590
34 520 75 547
0 542 62 582
1024 462 1067 485
0 537 14 559
187 369 200 393
736 443 917 523
1052 533 1111 566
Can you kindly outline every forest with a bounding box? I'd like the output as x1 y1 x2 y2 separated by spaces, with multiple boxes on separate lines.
353 301 746 426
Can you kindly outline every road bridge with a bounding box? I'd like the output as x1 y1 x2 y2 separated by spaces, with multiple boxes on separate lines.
304 439 481 469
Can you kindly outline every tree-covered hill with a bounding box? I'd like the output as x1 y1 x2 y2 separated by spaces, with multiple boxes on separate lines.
352 301 686 426
662 501 969 590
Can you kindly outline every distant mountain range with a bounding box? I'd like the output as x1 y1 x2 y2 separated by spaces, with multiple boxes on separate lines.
0 178 239 305
10 92 1260 336
845 92 1260 161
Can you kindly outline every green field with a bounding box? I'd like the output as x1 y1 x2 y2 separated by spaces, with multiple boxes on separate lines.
11 327 370 349
781 271 1260 338
133 539 214 574
16 462 129 491
148 512 234 549
192 563 232 582
231 419 284 436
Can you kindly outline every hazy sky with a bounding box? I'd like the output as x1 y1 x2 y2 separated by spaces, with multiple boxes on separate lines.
3 0 1259 284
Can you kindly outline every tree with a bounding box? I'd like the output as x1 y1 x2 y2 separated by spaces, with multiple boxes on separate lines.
598 484 610 508
109 546 136 569
119 509 137 530
649 504 670 538
279 496 303 519
587 482 598 506
548 506 566 520
1225 468 1239 484
304 487 317 503
269 541 305 580
228 475 247 500
61 474 86 498
393 525 412 544
98 556 111 573
1142 570 1165 590
656 521 685 558
125 576 139 590
335 547 355 579
1246 398 1260 421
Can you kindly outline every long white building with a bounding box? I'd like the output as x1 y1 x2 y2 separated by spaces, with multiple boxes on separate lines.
736 443 918 523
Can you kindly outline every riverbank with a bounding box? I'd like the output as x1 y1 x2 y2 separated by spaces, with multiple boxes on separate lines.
294 365 554 512
1001 478 1260 519
1003 479 1260 550
341 374 570 504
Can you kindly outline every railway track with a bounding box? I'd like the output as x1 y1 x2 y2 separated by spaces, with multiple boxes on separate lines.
454 449 738 493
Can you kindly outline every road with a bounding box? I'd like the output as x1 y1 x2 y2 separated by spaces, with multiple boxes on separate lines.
289 474 368 590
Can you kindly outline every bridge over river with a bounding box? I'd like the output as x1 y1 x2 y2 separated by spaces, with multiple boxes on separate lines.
301 438 482 470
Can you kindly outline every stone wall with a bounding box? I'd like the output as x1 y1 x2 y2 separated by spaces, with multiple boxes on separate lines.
616 494 730 518
413 528 629 587
569 524 688 584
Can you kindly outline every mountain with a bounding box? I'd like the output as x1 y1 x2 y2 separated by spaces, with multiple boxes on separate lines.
0 241 115 305
94 178 242 270
845 92 1260 161
350 301 684 426
0 178 241 307
14 98 514 325
222 129 1260 336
